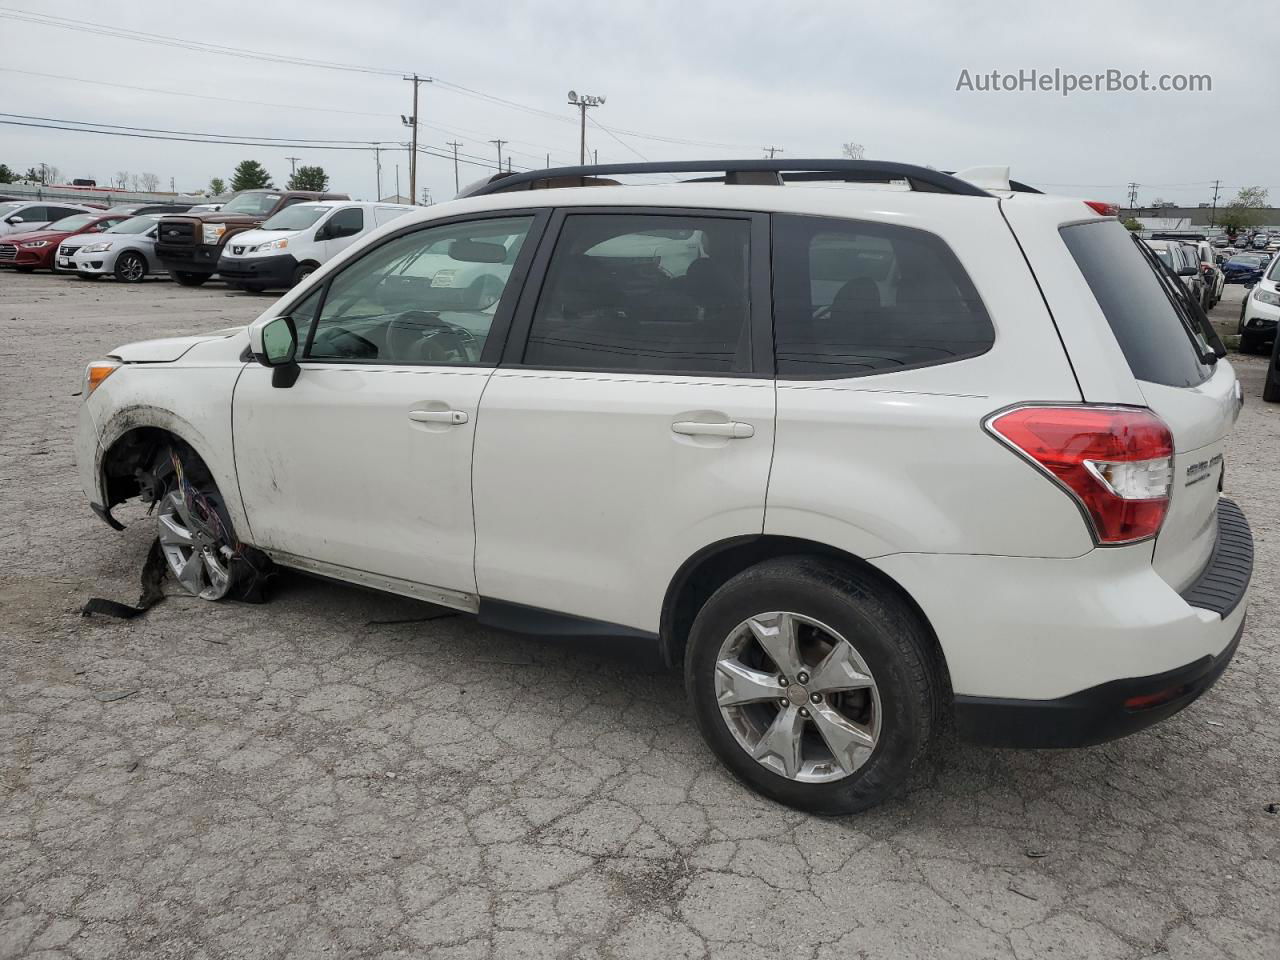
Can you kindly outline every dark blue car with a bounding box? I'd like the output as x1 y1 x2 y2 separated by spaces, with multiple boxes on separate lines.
1222 254 1268 284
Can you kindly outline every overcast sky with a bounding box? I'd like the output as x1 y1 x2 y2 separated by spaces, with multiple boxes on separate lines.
1 0 1275 206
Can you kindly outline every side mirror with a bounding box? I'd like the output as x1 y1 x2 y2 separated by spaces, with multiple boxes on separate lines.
6 216 22 224
250 315 301 388
1177 266 1198 277
314 225 330 242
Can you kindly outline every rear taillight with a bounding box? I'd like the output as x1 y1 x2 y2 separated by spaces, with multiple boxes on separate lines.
986 405 1174 545
1084 201 1120 217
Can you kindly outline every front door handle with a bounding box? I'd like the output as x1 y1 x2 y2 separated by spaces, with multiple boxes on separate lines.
671 420 754 439
409 409 468 425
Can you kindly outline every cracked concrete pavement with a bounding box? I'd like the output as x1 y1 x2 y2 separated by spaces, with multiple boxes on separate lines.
1 273 1277 959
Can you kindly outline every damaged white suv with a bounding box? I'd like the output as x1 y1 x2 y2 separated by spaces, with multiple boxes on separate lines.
76 160 1252 814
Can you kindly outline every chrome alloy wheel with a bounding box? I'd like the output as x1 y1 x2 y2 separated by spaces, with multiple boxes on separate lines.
118 254 145 282
156 488 233 600
714 611 881 783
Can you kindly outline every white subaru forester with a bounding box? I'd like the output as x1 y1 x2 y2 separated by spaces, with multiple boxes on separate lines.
75 161 1253 814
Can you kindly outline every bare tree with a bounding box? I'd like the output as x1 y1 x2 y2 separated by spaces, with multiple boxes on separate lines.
139 172 161 192
841 142 866 160
114 170 130 190
129 174 140 192
39 163 61 185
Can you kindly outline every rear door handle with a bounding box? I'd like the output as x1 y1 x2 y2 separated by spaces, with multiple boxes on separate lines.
409 409 468 425
671 420 754 439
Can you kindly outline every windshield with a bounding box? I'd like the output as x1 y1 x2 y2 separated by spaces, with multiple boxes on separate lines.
44 214 99 232
107 216 160 235
1151 248 1172 267
260 205 328 231
106 205 139 214
1228 256 1262 266
220 192 282 216
0 201 25 216
1268 259 1280 281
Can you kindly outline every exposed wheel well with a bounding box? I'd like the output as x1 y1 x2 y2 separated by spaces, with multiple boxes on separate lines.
659 535 951 688
99 426 200 511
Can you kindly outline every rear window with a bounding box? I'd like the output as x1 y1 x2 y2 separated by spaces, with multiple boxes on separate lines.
772 214 994 378
1061 221 1212 388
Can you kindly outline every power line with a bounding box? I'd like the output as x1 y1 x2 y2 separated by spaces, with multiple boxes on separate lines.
0 111 398 145
0 116 403 152
588 116 648 162
0 6 757 151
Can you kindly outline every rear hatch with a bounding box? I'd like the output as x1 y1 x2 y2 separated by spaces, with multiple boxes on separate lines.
1058 218 1236 592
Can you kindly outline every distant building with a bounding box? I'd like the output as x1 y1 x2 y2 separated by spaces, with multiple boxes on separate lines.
1121 206 1280 229
379 194 414 205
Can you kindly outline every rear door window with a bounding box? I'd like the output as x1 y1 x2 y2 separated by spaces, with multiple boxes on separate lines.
772 215 994 378
1061 221 1212 388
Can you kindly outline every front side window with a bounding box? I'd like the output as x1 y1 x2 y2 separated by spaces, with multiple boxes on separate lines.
772 215 994 378
522 213 751 373
327 207 364 236
300 215 533 365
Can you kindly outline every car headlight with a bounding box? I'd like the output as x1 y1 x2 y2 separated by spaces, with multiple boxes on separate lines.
82 242 113 253
1254 288 1280 306
83 359 121 397
202 223 227 244
254 238 288 252
21 240 50 248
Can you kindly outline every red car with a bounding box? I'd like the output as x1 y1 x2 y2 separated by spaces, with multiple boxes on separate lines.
0 212 133 272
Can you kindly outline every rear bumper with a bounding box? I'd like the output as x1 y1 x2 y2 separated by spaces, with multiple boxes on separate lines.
216 252 297 288
950 498 1253 748
955 618 1244 747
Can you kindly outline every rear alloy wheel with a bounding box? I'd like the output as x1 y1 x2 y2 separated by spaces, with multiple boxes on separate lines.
114 251 147 283
686 557 943 814
153 449 239 600
172 271 208 287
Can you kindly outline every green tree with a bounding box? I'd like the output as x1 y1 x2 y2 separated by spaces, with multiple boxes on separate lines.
1217 186 1269 234
208 177 227 196
287 165 329 192
22 167 39 182
1121 217 1143 232
0 164 13 183
229 160 274 191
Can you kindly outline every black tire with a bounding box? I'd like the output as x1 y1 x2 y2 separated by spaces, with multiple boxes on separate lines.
75 272 100 281
1240 334 1262 355
172 271 208 287
113 251 147 283
291 262 317 287
1262 354 1280 403
685 556 944 815
15 266 35 273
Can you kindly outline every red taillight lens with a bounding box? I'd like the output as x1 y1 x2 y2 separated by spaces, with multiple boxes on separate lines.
1084 201 1120 217
987 406 1174 545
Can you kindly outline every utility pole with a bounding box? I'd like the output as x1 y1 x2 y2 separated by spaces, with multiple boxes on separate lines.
593 149 598 165
286 156 301 178
545 152 550 168
402 74 432 205
763 145 784 159
446 141 462 193
567 90 605 165
489 139 507 172
1127 181 1140 214
1209 178 1222 228
372 144 382 199
395 164 400 202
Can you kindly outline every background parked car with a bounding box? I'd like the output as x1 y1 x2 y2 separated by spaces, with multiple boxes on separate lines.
1238 254 1280 354
1222 253 1268 284
216 201 414 291
105 202 198 217
0 211 133 272
0 200 95 237
154 188 349 286
56 214 168 283
1144 239 1206 305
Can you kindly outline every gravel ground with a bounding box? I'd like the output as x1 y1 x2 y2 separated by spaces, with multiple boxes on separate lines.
1 271 1277 960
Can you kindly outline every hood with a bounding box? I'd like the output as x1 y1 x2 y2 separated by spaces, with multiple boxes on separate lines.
108 327 245 363
1 228 70 244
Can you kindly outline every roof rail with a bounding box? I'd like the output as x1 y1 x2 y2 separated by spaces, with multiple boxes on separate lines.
458 160 992 199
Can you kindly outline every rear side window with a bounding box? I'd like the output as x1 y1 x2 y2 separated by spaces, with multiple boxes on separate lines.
1061 221 1212 388
522 213 752 374
772 215 994 378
